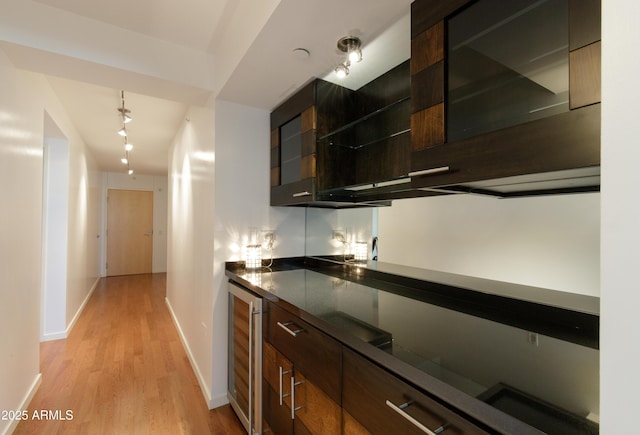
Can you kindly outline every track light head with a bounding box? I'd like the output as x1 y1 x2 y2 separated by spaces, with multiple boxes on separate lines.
117 107 132 123
335 62 349 79
335 36 362 78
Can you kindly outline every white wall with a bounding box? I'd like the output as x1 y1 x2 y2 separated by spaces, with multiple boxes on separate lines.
166 102 217 406
101 172 168 275
0 50 44 435
600 0 640 432
166 98 306 409
0 49 101 435
378 193 600 296
306 208 376 258
213 99 305 404
41 136 69 341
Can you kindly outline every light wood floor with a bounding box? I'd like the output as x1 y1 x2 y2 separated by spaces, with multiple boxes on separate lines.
15 273 245 435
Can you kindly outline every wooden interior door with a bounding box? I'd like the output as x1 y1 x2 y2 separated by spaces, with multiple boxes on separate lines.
106 189 153 276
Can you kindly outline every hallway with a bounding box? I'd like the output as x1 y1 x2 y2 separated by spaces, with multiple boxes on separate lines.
14 274 244 435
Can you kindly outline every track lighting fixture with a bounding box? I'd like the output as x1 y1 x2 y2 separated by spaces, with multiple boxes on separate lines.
117 91 134 175
118 90 132 124
335 62 350 78
335 36 363 78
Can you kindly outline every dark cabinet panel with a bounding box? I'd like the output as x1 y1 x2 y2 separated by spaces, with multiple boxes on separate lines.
270 80 356 206
271 61 412 206
263 303 342 434
271 82 315 130
570 42 601 109
412 104 600 188
569 0 601 50
411 104 444 151
410 0 601 196
270 82 317 206
264 383 294 435
411 61 444 114
410 0 470 37
317 61 412 195
265 302 342 404
342 348 490 435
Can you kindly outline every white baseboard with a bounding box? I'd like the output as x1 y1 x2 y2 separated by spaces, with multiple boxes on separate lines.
164 297 215 409
40 277 100 342
66 277 100 336
211 392 230 409
40 329 66 342
1 373 42 435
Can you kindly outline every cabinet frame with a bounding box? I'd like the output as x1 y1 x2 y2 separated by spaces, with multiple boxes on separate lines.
262 302 342 434
410 0 601 196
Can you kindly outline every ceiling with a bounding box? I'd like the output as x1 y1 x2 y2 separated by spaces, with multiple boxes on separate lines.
1 0 411 175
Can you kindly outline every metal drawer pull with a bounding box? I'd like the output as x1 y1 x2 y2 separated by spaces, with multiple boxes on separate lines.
386 400 449 435
408 166 451 178
292 191 312 197
278 366 290 405
290 376 305 420
277 321 304 337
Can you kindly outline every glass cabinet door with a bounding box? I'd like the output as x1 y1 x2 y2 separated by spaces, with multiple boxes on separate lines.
447 0 569 142
279 115 302 185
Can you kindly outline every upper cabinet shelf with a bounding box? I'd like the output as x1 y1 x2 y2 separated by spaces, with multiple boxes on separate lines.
316 96 410 150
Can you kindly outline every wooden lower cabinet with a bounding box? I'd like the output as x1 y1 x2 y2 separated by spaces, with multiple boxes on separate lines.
342 348 490 435
263 341 341 435
262 301 490 435
343 411 369 435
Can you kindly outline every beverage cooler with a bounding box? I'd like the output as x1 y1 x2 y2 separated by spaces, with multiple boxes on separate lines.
228 281 263 435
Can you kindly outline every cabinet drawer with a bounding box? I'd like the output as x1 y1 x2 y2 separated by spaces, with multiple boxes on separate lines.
343 348 490 435
265 302 342 404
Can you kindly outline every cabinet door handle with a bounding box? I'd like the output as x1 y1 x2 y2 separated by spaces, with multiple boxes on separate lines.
277 321 304 337
290 376 305 420
279 366 290 405
408 166 450 178
292 191 312 197
385 400 449 435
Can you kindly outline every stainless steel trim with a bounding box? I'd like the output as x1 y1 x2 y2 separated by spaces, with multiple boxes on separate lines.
408 166 451 178
277 321 304 337
291 376 305 420
385 400 449 435
228 282 263 435
279 366 290 405
292 191 312 197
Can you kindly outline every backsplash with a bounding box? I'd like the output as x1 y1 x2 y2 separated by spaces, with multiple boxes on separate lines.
305 192 600 297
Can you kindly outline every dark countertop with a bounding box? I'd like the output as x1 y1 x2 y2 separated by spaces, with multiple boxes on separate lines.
226 257 599 435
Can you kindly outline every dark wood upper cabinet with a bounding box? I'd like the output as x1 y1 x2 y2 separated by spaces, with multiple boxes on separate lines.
271 62 422 207
410 0 601 197
270 79 363 207
270 81 319 206
271 0 601 204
